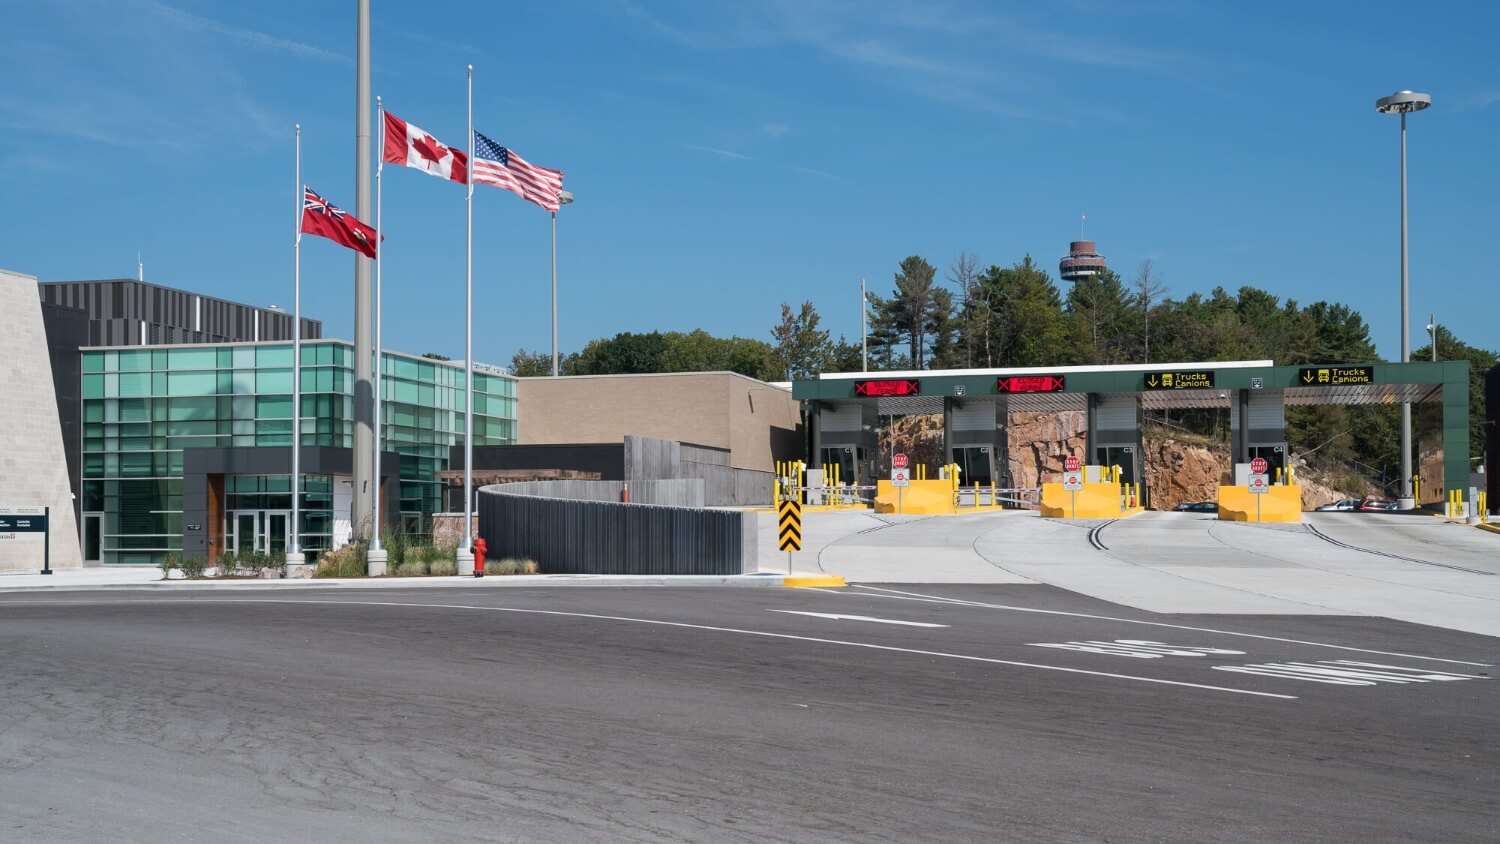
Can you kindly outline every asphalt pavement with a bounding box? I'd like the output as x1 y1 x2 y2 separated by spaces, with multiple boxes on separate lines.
2 585 1494 843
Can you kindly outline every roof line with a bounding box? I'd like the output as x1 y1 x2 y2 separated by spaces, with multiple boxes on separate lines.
817 360 1276 380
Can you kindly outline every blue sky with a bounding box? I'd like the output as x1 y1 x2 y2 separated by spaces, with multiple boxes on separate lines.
3 0 1497 366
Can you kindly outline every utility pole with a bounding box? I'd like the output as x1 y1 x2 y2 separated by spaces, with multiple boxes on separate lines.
352 0 374 538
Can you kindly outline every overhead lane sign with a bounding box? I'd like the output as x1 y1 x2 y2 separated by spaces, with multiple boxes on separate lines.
997 375 1066 393
1299 366 1374 386
1144 370 1215 390
855 379 920 397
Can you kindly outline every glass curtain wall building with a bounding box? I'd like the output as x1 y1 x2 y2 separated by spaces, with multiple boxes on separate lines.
79 341 515 564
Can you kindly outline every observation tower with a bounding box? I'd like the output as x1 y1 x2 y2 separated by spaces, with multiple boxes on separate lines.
1059 240 1107 282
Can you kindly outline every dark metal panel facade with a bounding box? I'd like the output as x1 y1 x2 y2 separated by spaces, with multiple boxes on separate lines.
478 484 754 575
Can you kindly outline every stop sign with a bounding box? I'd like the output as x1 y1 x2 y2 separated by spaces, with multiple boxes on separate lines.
1064 455 1081 473
1250 457 1268 474
893 453 909 469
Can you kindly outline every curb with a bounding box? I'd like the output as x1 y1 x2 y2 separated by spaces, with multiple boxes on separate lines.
783 575 846 588
0 573 791 594
1476 522 1500 536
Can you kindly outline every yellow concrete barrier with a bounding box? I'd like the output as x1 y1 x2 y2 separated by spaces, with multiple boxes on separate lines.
1040 482 1139 519
875 479 958 514
1218 485 1302 522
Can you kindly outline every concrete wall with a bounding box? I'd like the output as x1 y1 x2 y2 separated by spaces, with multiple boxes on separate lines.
0 269 82 572
490 479 704 508
624 435 772 506
516 372 800 472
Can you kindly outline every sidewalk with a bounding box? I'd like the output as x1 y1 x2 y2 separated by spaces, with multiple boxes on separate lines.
0 567 821 593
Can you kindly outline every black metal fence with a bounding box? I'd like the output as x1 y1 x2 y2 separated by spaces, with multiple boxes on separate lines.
477 482 756 575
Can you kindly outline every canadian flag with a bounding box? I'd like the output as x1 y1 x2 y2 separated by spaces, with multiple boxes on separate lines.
382 111 467 183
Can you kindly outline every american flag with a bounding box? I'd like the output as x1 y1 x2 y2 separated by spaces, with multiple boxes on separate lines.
472 130 564 212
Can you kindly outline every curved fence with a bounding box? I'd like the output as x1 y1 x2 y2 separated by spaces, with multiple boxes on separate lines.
476 480 757 575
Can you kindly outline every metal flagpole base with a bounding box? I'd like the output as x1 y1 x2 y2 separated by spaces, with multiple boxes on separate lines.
283 552 310 579
456 547 476 577
366 547 387 577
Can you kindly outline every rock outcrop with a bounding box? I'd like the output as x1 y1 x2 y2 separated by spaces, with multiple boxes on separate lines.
1141 437 1226 512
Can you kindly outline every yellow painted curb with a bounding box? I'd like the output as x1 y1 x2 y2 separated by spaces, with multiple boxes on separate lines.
783 575 845 588
1475 522 1500 536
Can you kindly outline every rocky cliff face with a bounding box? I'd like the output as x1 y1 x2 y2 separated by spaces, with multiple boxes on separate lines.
1141 437 1226 511
1006 411 1086 488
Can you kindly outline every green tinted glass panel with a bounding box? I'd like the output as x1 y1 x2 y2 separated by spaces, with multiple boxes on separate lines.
167 371 216 396
256 346 292 367
256 369 292 393
118 349 151 371
233 346 255 368
167 397 216 420
169 348 216 370
82 375 104 398
118 372 151 397
82 353 105 373
256 395 292 419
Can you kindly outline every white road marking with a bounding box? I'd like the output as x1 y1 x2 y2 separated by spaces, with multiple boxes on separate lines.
1212 660 1488 687
823 586 1492 668
769 610 949 628
103 597 1300 700
1029 640 1247 659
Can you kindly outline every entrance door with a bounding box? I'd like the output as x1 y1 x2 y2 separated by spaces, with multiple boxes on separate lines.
82 513 102 565
954 447 994 487
228 511 291 556
1094 445 1138 485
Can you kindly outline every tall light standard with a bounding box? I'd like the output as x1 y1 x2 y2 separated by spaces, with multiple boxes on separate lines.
1376 89 1431 510
551 189 574 377
1426 314 1438 362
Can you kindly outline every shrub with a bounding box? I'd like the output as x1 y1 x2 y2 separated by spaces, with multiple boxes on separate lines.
160 552 179 580
382 529 410 567
217 550 238 576
393 559 428 576
180 555 208 580
428 555 457 577
313 542 368 578
485 557 539 576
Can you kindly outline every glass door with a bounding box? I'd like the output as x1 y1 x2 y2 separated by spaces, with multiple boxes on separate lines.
954 447 994 487
235 512 258 555
266 512 289 557
82 513 102 565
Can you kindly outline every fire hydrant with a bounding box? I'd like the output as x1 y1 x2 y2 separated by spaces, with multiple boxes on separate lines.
472 537 487 578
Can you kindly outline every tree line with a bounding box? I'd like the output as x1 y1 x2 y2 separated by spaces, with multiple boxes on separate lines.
511 252 1494 485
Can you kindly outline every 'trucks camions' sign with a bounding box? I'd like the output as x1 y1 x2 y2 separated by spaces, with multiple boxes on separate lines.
1144 370 1215 390
1299 366 1374 386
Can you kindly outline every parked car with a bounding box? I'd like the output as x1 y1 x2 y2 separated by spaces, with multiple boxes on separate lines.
1172 501 1218 513
1315 498 1363 512
1358 497 1399 512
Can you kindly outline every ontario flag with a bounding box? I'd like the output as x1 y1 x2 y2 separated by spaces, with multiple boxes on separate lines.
382 111 466 183
300 186 379 258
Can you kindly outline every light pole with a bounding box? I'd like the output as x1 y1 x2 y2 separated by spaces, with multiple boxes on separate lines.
1426 314 1438 362
1376 89 1431 510
551 189 574 377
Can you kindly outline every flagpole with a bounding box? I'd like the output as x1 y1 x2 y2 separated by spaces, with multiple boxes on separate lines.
460 64 476 576
371 96 385 566
287 123 304 576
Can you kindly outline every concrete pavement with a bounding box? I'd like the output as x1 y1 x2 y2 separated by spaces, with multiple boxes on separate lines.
2 586 1493 842
759 508 1500 637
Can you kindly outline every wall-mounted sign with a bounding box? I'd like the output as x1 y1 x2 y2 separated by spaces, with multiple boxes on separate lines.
1144 370 1215 390
997 375 1066 393
954 384 966 397
854 379 920 397
1299 366 1374 386
1251 377 1264 390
